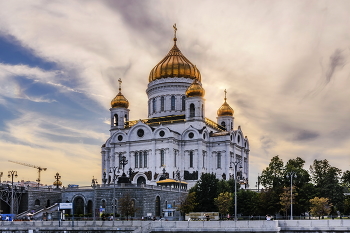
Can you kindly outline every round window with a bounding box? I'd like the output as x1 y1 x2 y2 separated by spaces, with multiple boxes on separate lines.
159 130 165 137
118 135 123 141
137 129 144 137
189 132 194 139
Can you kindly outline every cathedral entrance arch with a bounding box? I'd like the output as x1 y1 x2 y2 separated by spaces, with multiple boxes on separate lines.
137 176 146 186
73 196 85 216
155 196 161 217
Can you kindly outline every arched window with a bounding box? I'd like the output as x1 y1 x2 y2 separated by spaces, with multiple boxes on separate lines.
171 96 176 110
35 199 40 206
144 151 148 167
139 151 143 168
125 114 128 122
46 199 51 208
155 196 161 216
102 200 106 208
190 103 195 117
217 152 221 169
135 152 139 168
161 96 165 111
152 98 156 113
221 121 226 128
189 151 194 168
160 150 165 166
114 114 118 126
201 104 203 117
182 96 185 111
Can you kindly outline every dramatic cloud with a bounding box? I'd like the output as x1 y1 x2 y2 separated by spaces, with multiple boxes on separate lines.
0 0 349 186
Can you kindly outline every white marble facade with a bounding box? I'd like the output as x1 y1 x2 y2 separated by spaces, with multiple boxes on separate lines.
102 37 250 189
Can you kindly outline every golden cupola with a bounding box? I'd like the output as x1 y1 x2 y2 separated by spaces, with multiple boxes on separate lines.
111 78 129 108
149 24 201 82
186 79 205 97
217 89 234 116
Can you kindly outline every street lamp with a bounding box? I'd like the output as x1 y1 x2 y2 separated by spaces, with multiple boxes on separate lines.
109 166 120 222
229 161 242 222
175 169 183 220
256 174 261 192
286 171 297 220
8 170 18 217
91 176 98 225
54 172 61 189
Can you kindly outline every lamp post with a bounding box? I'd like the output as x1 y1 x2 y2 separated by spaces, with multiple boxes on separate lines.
8 170 18 217
175 169 183 220
256 174 261 192
229 161 242 222
109 166 119 222
91 176 98 225
54 172 61 189
286 171 297 220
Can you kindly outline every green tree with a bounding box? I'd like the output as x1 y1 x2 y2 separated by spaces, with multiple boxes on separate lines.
119 193 138 220
341 170 350 190
260 155 284 188
310 159 344 214
191 173 219 212
236 189 259 216
309 197 332 219
178 192 198 216
284 157 313 215
214 192 233 218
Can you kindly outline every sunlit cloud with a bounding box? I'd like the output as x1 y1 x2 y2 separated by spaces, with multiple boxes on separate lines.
0 0 349 187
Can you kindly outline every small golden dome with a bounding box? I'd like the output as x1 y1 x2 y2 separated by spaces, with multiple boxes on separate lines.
149 25 201 82
186 80 205 97
53 180 62 186
217 89 234 116
111 78 129 108
111 92 129 108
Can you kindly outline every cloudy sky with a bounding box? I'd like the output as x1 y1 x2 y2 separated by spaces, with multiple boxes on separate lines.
0 0 349 187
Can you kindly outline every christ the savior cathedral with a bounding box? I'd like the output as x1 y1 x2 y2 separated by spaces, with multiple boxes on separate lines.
101 27 250 189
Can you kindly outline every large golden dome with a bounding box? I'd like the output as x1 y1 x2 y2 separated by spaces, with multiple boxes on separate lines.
111 78 129 108
149 26 201 82
186 79 205 97
217 90 234 116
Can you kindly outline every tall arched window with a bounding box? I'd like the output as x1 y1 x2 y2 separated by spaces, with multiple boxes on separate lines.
160 150 165 166
190 103 195 117
189 151 194 168
217 152 221 169
135 152 139 168
114 114 118 126
144 151 148 167
201 104 203 117
182 96 185 111
152 98 156 113
171 96 176 110
161 96 165 111
139 151 143 168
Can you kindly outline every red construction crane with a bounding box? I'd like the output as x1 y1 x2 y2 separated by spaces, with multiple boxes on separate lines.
8 160 47 186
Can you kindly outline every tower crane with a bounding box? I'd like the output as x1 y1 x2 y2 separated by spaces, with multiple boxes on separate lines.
8 160 47 187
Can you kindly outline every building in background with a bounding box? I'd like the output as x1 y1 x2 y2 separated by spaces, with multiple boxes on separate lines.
102 28 250 188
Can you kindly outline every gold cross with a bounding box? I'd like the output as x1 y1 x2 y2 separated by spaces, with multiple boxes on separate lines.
224 89 227 101
118 78 122 92
173 23 177 39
